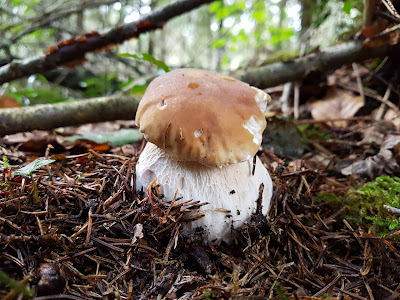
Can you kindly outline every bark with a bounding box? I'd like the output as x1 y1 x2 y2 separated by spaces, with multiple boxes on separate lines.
363 0 376 27
0 41 397 136
0 96 139 136
300 0 312 37
238 41 393 89
0 0 214 85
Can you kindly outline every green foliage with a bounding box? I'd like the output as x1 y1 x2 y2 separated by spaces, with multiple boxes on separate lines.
13 158 55 176
119 53 170 72
117 79 148 95
268 27 295 45
3 155 10 168
203 288 218 299
8 86 71 105
129 84 148 95
309 0 363 46
11 0 39 6
316 176 400 235
207 0 298 70
0 270 33 297
65 128 144 147
275 282 289 300
20 28 55 43
209 1 245 20
342 1 354 14
0 182 9 191
230 29 248 43
79 73 119 97
298 124 330 142
210 38 227 49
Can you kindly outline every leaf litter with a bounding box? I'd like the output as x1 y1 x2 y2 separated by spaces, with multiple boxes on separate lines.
1 67 400 299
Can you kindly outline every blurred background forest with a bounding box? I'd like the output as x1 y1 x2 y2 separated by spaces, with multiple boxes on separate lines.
0 0 364 106
3 1 400 299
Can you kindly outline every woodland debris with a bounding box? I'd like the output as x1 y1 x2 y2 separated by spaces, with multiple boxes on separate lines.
1 131 400 299
341 134 400 178
311 87 364 128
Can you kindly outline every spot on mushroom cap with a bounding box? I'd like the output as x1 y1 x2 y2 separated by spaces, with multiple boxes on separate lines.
135 68 270 167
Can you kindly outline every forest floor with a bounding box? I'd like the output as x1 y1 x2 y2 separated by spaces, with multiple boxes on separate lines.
1 65 400 299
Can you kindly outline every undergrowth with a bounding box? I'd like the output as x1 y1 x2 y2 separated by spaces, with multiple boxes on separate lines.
316 175 400 236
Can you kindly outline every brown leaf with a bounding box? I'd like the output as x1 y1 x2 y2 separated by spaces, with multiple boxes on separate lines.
341 134 400 178
362 19 388 38
0 95 22 108
311 88 364 128
364 24 400 47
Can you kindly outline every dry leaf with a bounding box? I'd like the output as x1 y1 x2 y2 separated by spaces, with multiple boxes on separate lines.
131 223 144 244
384 108 400 130
358 121 396 145
362 19 388 38
341 134 400 178
311 88 364 127
0 95 22 108
364 24 400 47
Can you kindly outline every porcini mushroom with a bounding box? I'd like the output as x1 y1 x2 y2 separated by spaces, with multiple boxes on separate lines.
135 68 273 243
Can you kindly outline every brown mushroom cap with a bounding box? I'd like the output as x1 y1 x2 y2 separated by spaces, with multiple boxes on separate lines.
135 68 269 167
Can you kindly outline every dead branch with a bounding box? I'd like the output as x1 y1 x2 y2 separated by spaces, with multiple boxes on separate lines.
0 41 397 136
0 0 214 85
239 41 395 89
0 95 139 136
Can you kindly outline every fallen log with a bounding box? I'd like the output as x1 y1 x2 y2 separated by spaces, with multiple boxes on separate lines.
238 41 394 88
0 96 139 135
0 41 397 136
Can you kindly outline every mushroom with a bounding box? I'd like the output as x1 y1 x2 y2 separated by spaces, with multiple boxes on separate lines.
135 68 273 244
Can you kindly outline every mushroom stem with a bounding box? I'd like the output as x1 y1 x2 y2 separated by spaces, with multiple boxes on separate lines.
136 142 273 244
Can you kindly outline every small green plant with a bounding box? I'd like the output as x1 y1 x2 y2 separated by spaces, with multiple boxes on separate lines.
0 270 33 297
275 282 290 300
298 124 330 142
316 176 400 235
119 52 170 72
203 288 218 300
65 128 143 147
13 157 55 177
3 155 10 168
0 182 9 191
13 157 55 202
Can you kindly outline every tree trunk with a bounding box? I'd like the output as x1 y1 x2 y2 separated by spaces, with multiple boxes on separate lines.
300 0 312 37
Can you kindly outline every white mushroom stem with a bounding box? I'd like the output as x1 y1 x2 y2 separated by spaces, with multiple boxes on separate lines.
136 142 273 244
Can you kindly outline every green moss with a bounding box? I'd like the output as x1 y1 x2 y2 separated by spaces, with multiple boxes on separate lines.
275 282 290 300
316 176 400 236
0 182 9 190
260 50 301 65
297 124 331 142
203 288 218 299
